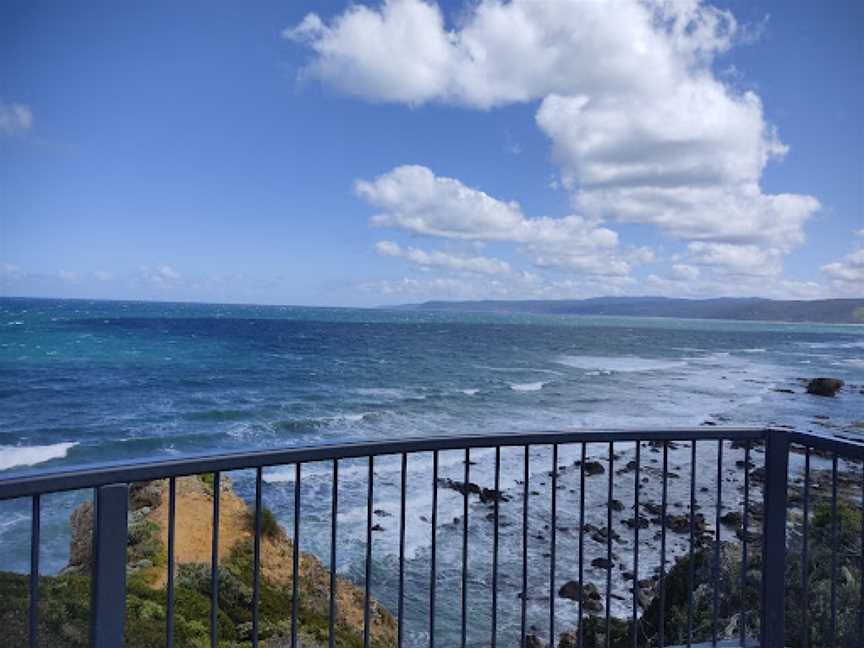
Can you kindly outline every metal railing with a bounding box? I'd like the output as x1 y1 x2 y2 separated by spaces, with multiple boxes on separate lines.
1 426 862 648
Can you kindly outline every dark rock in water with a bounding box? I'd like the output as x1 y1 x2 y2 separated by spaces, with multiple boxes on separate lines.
558 580 601 604
371 523 385 532
591 557 613 569
610 498 624 512
373 508 391 518
525 634 547 648
624 515 650 529
773 388 795 394
437 477 509 504
662 513 707 534
720 511 742 528
577 460 605 476
806 377 844 397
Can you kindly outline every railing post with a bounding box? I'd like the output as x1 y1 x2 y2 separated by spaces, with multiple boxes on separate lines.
761 429 788 648
91 483 128 648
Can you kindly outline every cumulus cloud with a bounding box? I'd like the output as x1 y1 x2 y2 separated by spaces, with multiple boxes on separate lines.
821 247 864 289
375 240 510 274
138 265 182 286
686 241 783 277
358 165 644 276
0 101 33 135
289 0 822 290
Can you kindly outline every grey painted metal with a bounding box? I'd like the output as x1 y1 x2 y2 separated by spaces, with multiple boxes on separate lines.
167 477 176 648
430 450 438 648
29 494 39 648
461 448 469 648
741 440 752 646
490 446 500 648
632 441 640 648
0 427 769 501
91 483 129 648
800 448 810 648
363 456 374 648
577 442 586 648
252 468 262 648
397 453 407 648
687 440 697 646
291 463 300 648
829 454 838 647
713 439 723 645
550 443 558 647
6 426 864 648
605 441 613 648
329 460 338 648
210 471 220 648
659 441 668 648
761 429 789 648
520 446 529 648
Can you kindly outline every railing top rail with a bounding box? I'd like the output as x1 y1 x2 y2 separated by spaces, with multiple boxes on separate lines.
786 429 864 459
1 426 770 501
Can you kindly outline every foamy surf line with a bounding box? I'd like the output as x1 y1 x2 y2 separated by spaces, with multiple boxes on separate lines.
555 355 687 372
510 381 547 391
0 442 78 471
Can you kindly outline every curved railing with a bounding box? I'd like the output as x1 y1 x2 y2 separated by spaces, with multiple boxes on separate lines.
0 426 862 648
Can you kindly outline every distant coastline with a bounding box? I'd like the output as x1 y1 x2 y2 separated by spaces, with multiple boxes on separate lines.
392 296 864 325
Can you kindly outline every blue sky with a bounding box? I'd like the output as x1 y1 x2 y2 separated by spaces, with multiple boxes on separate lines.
1 0 861 306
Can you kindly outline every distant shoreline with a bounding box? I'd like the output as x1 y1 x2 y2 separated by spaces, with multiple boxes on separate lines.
392 296 864 325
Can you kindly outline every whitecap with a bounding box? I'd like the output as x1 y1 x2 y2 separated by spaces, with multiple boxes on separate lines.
461 389 480 396
0 442 78 471
510 381 547 392
555 355 686 373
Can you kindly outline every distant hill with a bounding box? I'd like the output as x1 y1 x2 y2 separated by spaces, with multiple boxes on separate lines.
393 297 864 324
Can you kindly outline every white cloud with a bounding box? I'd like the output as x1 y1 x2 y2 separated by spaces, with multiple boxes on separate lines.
0 101 33 135
821 247 864 287
290 0 822 291
686 241 783 277
357 165 644 277
138 265 182 286
375 240 510 275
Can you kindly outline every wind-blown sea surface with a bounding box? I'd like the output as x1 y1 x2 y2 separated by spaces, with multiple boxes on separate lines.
1 297 863 644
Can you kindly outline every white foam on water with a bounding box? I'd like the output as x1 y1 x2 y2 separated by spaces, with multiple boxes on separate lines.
461 389 479 396
555 355 687 373
0 442 78 471
510 381 547 392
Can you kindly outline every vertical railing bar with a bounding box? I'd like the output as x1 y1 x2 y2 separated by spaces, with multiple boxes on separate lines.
211 471 220 648
521 445 529 648
291 463 301 648
491 446 500 648
252 468 262 648
830 453 838 648
461 448 470 648
801 448 810 648
329 459 338 648
90 484 129 648
398 452 407 648
740 441 750 647
761 429 788 648
167 478 176 648
29 494 40 648
632 441 640 648
606 441 614 648
578 442 586 648
687 441 696 647
550 443 558 648
859 459 864 645
713 439 723 645
430 450 438 648
364 456 374 648
660 441 668 648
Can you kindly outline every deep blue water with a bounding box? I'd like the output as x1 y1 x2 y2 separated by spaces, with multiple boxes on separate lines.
1 297 863 644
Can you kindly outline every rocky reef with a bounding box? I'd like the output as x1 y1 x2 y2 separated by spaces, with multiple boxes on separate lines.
0 475 396 647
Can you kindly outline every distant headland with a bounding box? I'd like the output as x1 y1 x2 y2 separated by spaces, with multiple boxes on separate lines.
391 297 864 324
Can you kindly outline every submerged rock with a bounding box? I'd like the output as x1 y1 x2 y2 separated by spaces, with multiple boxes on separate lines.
806 377 844 397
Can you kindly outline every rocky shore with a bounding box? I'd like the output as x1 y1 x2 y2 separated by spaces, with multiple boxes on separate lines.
0 475 397 647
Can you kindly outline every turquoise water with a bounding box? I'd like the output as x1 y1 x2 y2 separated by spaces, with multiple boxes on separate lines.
1 297 862 644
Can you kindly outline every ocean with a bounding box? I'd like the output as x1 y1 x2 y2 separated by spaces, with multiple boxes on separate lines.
1 297 863 644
